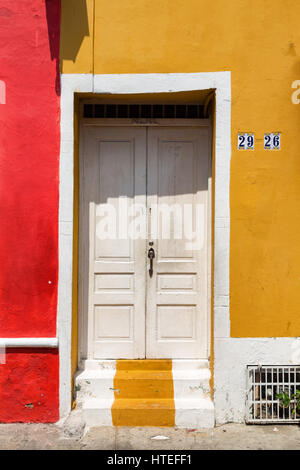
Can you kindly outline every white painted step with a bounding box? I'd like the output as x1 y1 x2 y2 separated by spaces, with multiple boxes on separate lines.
75 369 115 403
76 360 215 428
81 397 214 429
82 398 114 427
82 359 209 370
75 368 211 401
174 398 214 428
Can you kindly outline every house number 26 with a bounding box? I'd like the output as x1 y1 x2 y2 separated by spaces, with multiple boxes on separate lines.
264 133 281 150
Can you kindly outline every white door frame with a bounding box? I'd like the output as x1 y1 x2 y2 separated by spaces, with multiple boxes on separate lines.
78 119 212 363
58 72 231 418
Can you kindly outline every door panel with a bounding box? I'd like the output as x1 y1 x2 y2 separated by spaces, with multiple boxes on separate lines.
80 125 210 361
80 127 146 359
146 127 209 358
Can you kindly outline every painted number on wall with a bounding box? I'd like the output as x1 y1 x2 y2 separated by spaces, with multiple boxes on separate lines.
238 133 255 150
264 133 281 150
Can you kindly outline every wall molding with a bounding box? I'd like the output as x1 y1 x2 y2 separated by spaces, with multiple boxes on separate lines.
0 338 58 348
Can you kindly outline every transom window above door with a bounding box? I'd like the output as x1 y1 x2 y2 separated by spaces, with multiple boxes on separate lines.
83 103 206 119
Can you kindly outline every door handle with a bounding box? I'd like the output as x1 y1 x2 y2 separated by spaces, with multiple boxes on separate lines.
148 244 155 278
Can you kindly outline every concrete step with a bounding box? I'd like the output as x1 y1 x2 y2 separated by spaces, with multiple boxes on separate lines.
174 398 214 428
82 359 209 370
82 397 214 428
76 360 214 428
82 398 114 427
82 397 174 427
75 368 210 401
113 398 175 427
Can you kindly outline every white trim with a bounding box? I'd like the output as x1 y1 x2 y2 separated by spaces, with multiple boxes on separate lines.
93 73 228 95
58 74 93 419
0 337 58 348
58 72 231 420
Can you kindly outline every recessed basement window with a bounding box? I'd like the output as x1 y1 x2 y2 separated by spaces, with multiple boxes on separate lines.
83 103 205 119
246 365 300 423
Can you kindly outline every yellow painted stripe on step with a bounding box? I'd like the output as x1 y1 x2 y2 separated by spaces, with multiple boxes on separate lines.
112 360 175 426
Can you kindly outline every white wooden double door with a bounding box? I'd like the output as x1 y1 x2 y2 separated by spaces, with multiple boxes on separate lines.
80 124 210 360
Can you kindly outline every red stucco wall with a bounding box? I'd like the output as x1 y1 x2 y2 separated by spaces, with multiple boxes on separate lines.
0 349 59 422
0 0 60 421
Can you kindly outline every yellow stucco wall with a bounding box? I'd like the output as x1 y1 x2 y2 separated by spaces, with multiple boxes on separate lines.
61 0 300 338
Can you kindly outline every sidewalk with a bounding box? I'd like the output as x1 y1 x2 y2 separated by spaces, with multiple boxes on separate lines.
0 422 299 450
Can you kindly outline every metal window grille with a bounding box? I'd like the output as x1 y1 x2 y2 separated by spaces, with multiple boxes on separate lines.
83 103 205 119
246 365 300 423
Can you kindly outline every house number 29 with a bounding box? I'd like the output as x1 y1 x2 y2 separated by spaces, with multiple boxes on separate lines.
238 133 255 150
